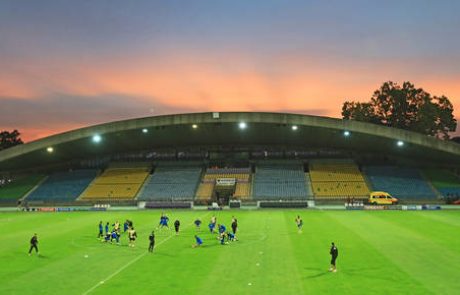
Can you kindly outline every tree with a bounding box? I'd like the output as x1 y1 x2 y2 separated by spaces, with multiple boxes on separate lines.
0 130 24 151
342 81 457 139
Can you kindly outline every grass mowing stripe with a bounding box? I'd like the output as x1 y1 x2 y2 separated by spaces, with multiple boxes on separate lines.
328 211 458 294
82 212 209 295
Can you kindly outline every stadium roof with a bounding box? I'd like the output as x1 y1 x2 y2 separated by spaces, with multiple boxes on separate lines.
1 112 460 171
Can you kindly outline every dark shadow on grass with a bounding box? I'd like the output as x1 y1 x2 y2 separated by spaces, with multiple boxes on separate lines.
304 271 329 279
303 266 330 279
150 251 174 258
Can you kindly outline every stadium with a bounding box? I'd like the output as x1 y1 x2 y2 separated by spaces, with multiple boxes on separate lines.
1 112 459 294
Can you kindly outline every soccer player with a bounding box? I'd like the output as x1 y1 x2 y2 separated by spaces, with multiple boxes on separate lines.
113 221 121 233
105 222 109 235
193 235 203 248
174 219 180 235
111 229 120 244
148 231 155 252
98 221 103 238
227 231 236 241
220 232 228 245
218 224 226 235
208 221 215 234
329 242 339 272
28 233 39 256
295 215 303 233
159 213 169 229
128 227 137 247
231 217 238 235
123 220 129 233
194 218 202 230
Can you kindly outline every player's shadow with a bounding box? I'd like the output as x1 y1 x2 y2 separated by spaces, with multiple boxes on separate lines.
152 252 174 258
303 267 329 279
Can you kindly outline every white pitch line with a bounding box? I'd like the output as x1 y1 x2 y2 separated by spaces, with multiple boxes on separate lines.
82 212 209 295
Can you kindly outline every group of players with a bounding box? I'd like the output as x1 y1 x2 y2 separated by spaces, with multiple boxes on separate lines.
98 219 138 247
29 213 338 272
156 213 239 248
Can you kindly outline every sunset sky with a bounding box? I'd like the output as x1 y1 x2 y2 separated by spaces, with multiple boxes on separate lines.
1 0 460 142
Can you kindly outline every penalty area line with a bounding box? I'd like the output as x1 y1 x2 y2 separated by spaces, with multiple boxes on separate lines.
81 212 210 295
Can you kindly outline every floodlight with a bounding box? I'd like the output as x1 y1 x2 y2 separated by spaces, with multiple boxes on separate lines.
92 134 102 143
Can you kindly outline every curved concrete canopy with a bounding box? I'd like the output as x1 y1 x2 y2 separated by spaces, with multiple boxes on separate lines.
1 112 459 170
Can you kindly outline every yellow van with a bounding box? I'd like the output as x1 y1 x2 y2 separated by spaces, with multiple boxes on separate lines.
369 191 398 205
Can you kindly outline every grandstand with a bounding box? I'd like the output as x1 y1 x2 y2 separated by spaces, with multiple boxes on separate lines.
364 166 438 200
0 174 45 202
137 166 202 201
196 167 252 201
309 160 370 199
423 169 460 198
253 163 309 200
1 112 460 206
79 164 149 201
26 170 98 202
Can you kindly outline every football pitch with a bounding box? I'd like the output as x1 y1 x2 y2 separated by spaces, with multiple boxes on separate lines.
0 210 459 295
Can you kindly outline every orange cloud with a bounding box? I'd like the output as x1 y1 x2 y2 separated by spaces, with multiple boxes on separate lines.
2 50 460 141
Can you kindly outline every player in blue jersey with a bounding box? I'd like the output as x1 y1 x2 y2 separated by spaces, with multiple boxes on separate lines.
194 218 202 230
208 221 215 233
110 229 120 244
209 216 217 233
218 224 226 234
105 222 109 235
227 231 236 242
123 220 129 233
158 213 169 229
193 235 203 248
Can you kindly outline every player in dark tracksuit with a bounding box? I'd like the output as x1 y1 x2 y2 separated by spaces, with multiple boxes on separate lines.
148 231 155 252
98 221 103 238
231 218 238 235
28 233 39 256
174 220 180 235
329 242 339 272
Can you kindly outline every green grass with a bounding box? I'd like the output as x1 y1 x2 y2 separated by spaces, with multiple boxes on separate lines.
0 210 459 295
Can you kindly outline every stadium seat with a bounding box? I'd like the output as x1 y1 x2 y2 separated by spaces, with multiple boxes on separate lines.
364 166 438 200
309 160 369 199
0 174 45 201
27 170 98 202
253 164 309 200
80 166 150 200
137 167 202 201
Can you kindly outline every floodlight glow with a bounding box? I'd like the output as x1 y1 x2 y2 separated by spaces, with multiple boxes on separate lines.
46 147 54 153
397 140 404 147
343 130 350 137
192 124 198 129
239 122 247 129
92 134 102 143
292 125 298 131
142 128 148 133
